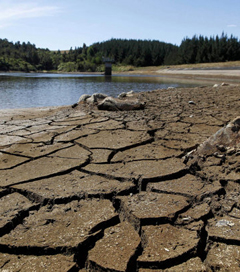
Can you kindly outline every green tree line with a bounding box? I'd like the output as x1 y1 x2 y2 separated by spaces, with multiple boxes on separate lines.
0 33 240 72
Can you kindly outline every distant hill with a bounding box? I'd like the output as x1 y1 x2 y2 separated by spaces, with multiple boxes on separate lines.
1 33 240 72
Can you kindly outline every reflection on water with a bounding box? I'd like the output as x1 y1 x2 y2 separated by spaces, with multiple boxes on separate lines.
0 73 210 109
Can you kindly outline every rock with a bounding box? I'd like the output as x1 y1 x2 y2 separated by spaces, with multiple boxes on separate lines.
78 93 108 104
193 116 240 157
213 84 219 88
118 92 127 98
127 90 134 96
98 97 145 111
78 92 144 111
221 82 229 86
92 92 108 99
86 95 97 104
188 100 196 105
78 94 91 103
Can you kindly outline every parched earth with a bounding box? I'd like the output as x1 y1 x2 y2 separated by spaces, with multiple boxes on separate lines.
0 84 240 271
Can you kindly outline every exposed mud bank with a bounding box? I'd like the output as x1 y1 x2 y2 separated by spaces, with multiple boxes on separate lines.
0 84 240 271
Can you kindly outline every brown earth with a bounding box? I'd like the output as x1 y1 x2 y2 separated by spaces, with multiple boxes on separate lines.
0 82 240 271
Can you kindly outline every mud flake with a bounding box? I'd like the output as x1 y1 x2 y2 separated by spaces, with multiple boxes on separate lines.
2 142 72 158
139 257 206 271
116 192 189 231
205 242 240 271
0 145 90 186
84 158 186 181
112 141 181 162
13 170 135 202
88 222 140 272
0 253 76 272
0 193 34 234
138 224 199 267
207 215 240 242
0 152 29 169
147 174 223 200
176 203 211 224
0 199 117 249
75 129 152 149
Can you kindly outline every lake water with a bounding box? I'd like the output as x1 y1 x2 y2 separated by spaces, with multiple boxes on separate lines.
0 72 209 109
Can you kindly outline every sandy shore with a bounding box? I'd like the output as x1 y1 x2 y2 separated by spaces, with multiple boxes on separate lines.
116 66 240 84
156 68 240 81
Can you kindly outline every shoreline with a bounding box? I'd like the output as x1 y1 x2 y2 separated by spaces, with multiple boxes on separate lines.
0 84 240 270
0 67 239 113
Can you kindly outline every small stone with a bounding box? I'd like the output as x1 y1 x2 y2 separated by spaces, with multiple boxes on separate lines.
207 216 240 242
78 94 91 103
227 147 236 155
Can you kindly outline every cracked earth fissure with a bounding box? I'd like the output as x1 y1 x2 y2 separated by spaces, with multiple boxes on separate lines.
1 85 240 271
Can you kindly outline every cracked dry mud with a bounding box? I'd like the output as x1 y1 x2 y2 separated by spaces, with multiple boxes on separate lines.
0 85 240 271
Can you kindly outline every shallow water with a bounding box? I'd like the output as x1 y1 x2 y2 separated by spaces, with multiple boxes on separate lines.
0 73 209 109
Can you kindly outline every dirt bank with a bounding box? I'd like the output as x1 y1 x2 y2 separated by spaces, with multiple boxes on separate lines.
115 63 240 84
0 84 240 271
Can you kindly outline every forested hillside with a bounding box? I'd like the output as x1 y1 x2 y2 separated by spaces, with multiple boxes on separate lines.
0 33 240 72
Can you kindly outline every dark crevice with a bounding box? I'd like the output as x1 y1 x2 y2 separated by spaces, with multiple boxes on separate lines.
107 137 155 163
5 158 90 188
0 143 76 170
137 246 198 270
208 236 240 246
10 187 46 205
55 129 100 144
89 215 120 235
0 188 10 198
197 220 210 262
149 187 194 199
0 242 76 256
75 230 105 269
79 168 131 183
0 150 32 159
198 187 226 202
0 204 40 238
0 157 32 170
111 155 177 165
126 241 143 272
140 168 189 191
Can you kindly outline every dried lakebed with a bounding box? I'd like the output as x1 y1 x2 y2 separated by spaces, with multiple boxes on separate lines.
0 85 240 271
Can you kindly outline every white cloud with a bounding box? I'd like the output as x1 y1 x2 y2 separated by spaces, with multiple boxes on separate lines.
227 24 237 28
0 2 61 26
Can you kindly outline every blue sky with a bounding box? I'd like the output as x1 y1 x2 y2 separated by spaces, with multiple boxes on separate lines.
0 0 239 50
